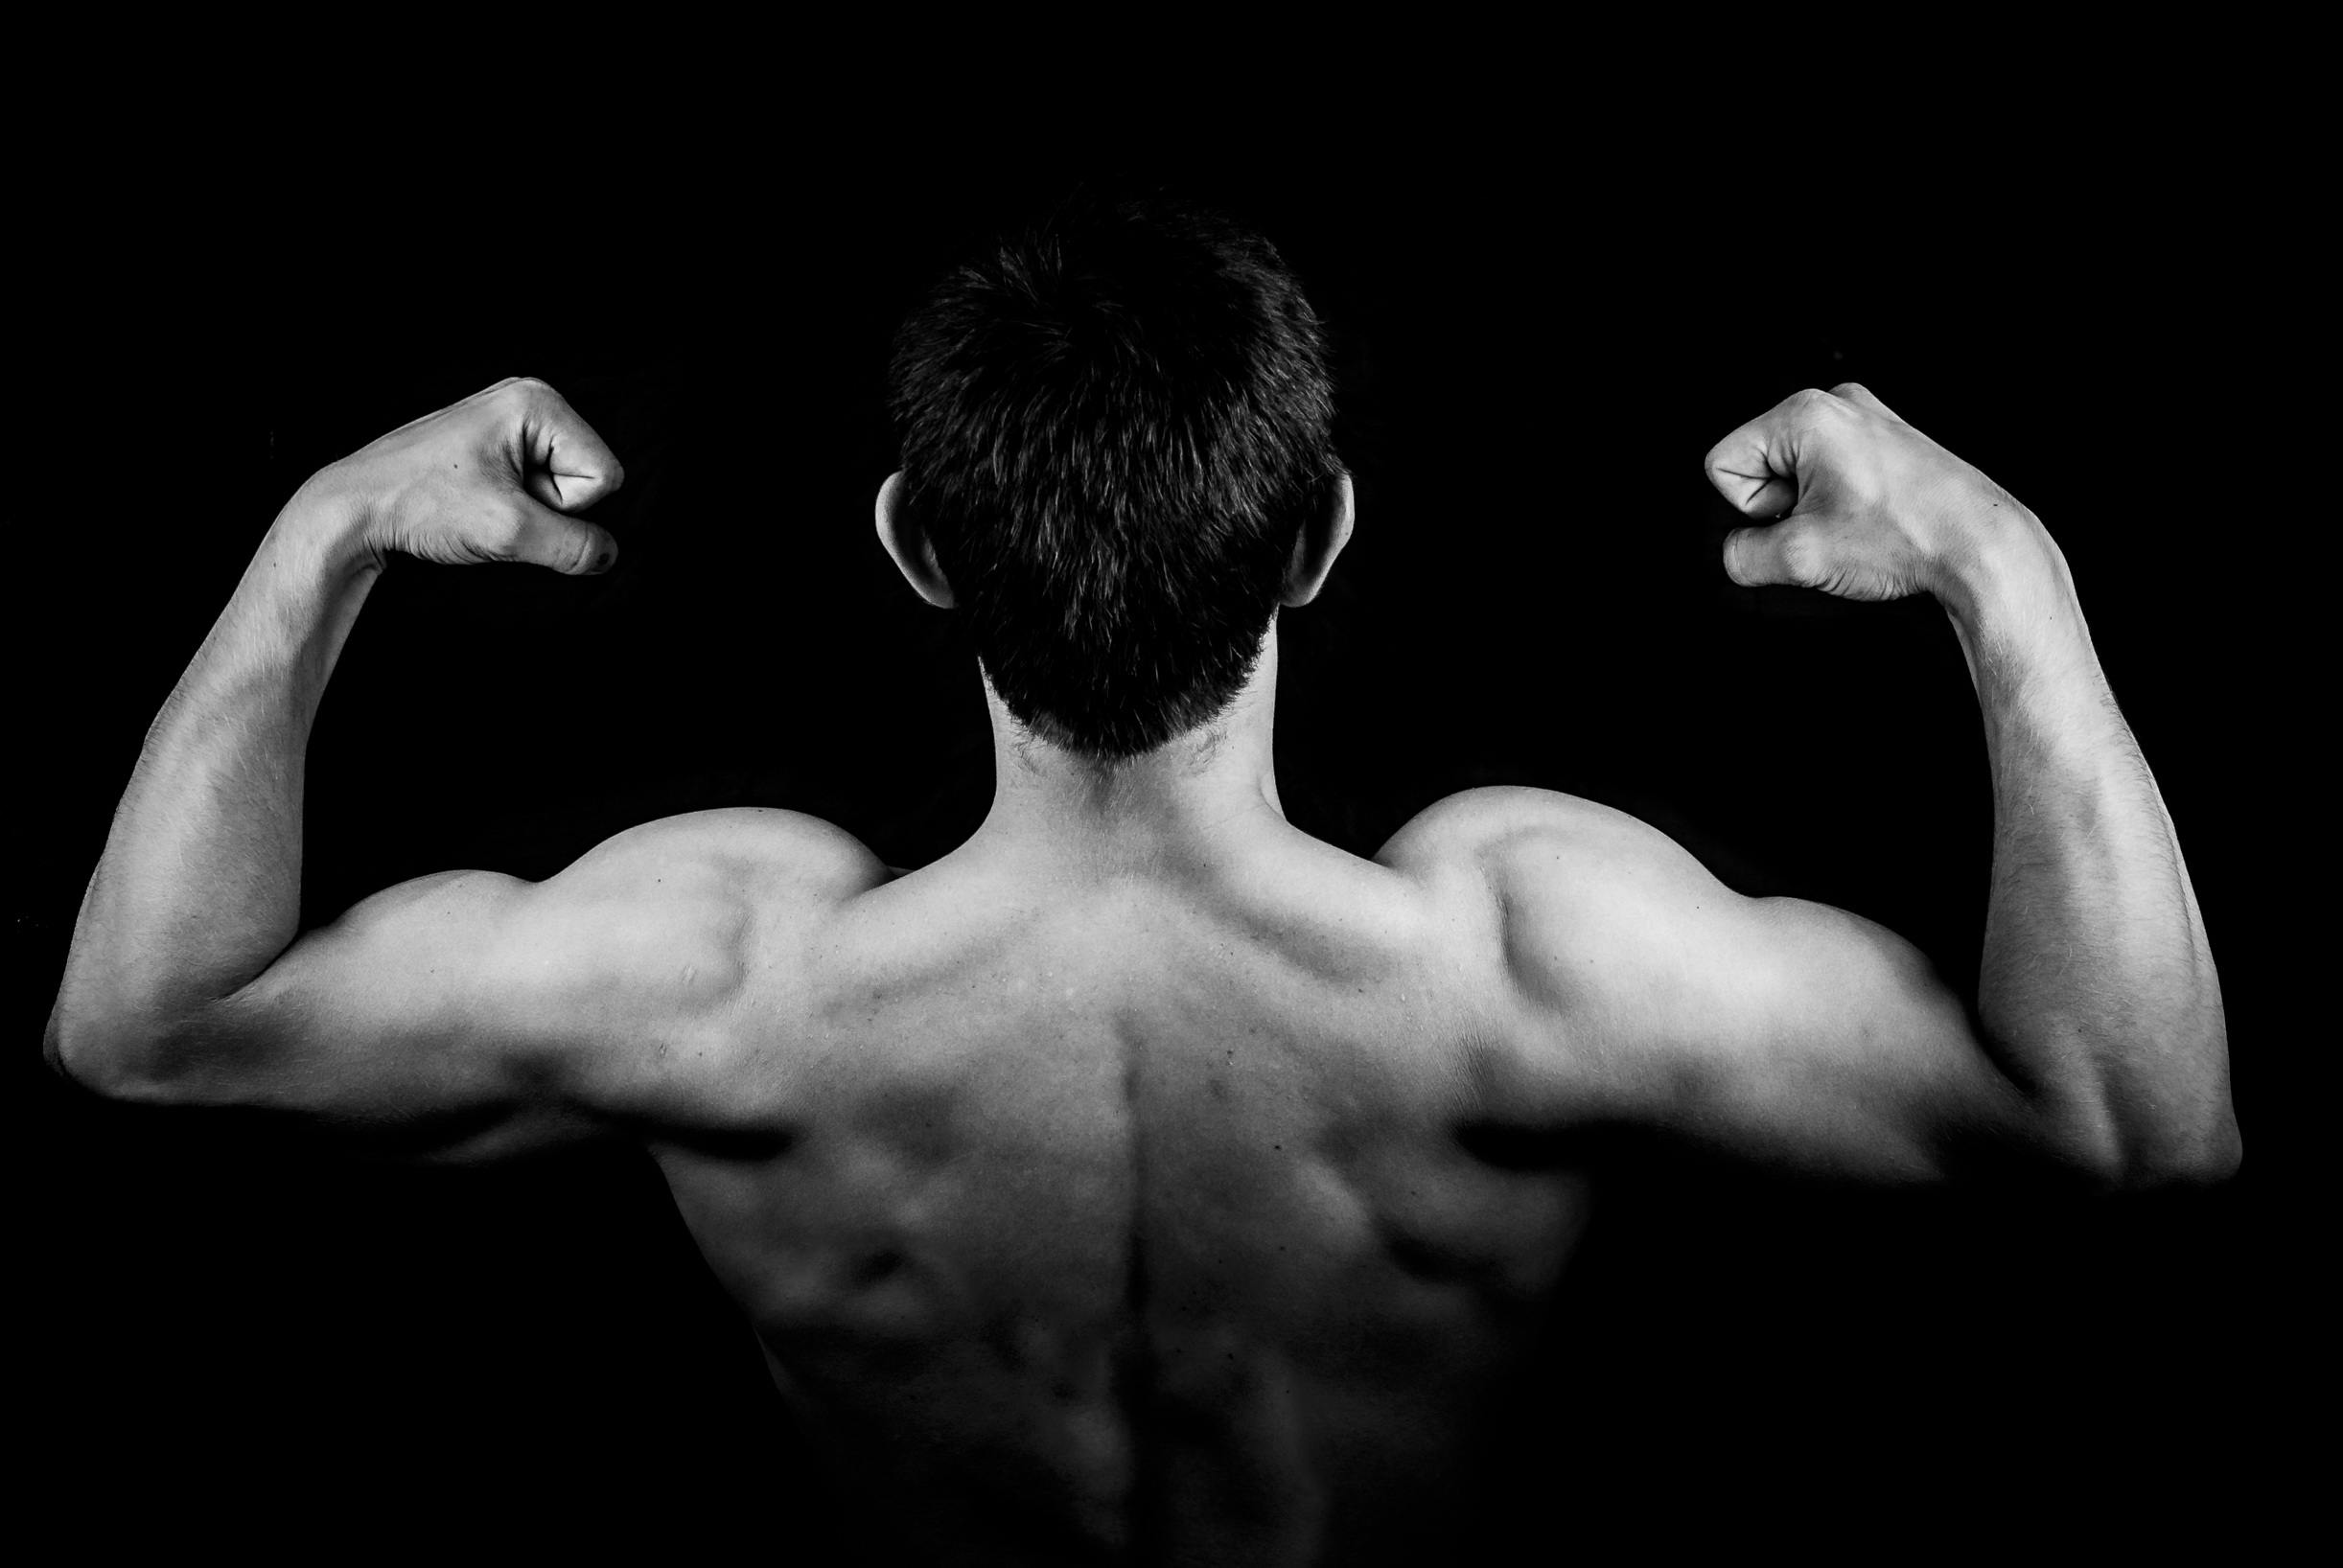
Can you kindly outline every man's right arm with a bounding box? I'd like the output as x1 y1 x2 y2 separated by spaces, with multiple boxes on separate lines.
1428 386 2236 1188
1932 442 2232 1182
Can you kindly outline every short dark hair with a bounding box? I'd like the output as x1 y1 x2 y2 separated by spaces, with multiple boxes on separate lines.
889 194 1341 762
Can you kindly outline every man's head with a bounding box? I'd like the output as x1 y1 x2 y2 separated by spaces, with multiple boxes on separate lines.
882 195 1349 763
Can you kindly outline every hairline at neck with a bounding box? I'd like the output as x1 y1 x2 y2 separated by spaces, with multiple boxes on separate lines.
975 620 1289 838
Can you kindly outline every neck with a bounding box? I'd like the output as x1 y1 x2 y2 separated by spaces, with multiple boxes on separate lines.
973 621 1289 864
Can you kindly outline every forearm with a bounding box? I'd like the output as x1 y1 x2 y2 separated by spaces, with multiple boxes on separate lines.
49 493 379 1083
1947 516 2236 1181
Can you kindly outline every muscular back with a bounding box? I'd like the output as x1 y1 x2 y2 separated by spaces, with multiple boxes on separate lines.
71 771 2081 1564
629 804 1591 1566
50 377 2234 1566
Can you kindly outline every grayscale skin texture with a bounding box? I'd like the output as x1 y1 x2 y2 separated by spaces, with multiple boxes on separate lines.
49 378 2237 1566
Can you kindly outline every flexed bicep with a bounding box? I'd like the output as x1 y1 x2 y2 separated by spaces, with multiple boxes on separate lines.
123 835 749 1162
1487 796 2069 1184
181 868 598 1158
106 808 879 1163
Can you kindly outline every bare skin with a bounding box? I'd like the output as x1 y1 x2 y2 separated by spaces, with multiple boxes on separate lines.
48 377 2237 1566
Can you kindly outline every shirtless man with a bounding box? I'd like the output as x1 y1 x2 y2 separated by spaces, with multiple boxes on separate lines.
47 199 2237 1566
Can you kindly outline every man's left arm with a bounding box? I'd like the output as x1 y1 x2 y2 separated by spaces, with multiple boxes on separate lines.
45 378 640 1150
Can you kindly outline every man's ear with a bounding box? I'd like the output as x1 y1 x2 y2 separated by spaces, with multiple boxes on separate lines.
1281 471 1354 608
875 472 955 609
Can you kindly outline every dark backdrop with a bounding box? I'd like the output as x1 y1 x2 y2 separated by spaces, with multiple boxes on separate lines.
19 128 2287 1557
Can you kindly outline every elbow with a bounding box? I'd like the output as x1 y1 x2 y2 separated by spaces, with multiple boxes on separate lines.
45 1007 136 1099
2067 1107 2243 1193
2116 1112 2243 1190
2037 1009 2241 1191
44 1002 189 1105
2116 1030 2244 1189
2036 1075 2241 1193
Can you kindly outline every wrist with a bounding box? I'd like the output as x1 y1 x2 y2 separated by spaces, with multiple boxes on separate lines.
276 475 384 582
1936 505 2099 695
1934 501 2069 626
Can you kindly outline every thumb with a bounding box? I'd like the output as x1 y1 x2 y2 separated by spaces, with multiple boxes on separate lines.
505 493 619 576
1722 519 1814 588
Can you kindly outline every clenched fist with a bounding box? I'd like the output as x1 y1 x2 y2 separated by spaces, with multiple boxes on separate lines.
1705 383 2032 603
299 377 624 576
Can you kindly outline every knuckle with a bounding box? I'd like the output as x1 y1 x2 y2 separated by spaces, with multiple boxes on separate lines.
1788 387 1840 427
1828 380 1867 402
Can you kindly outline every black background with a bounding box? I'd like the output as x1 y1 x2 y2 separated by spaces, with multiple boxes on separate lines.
17 105 2297 1558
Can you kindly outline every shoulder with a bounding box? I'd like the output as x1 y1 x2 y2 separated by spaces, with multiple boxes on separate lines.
1378 787 1741 1012
551 807 891 896
1376 786 1705 891
470 809 889 1033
